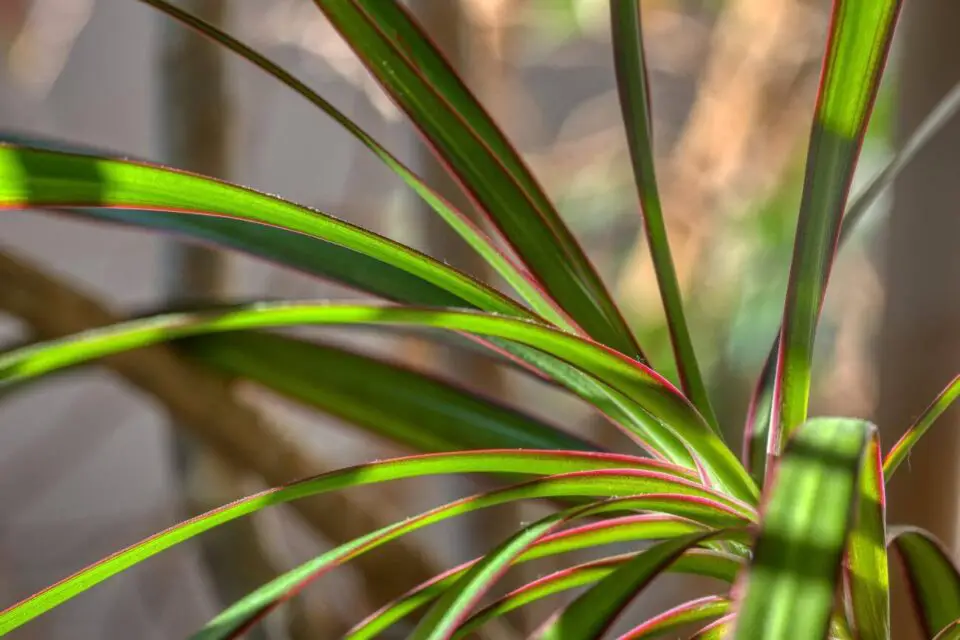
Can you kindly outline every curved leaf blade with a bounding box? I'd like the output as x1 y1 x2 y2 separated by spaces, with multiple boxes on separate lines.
883 375 960 480
617 596 730 640
845 432 889 640
773 0 902 448
889 527 960 638
348 513 718 639
137 0 572 329
0 450 712 635
183 331 600 453
0 302 759 503
311 0 642 358
0 132 472 307
459 548 741 639
0 144 533 318
196 482 748 640
732 418 873 640
534 530 737 639
745 81 960 483
610 0 718 432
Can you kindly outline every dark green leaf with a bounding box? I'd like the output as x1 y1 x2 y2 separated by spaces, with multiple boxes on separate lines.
183 331 600 453
311 0 642 358
0 302 759 503
610 0 718 432
534 530 737 639
889 527 960 638
137 0 572 327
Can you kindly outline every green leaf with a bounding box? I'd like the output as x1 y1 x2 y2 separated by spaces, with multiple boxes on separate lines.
610 0 718 433
733 418 873 640
0 305 742 491
183 331 600 453
458 549 740 638
348 514 719 639
410 499 683 640
196 488 748 640
692 614 734 639
618 596 731 640
0 144 532 319
0 450 728 635
0 144 691 473
746 80 960 484
883 375 960 480
137 0 572 329
0 132 472 307
311 0 642 359
534 530 737 639
844 433 889 640
889 527 960 638
0 302 759 504
934 619 960 640
773 0 902 447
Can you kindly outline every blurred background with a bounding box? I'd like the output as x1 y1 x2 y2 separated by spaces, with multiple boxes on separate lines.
0 0 956 638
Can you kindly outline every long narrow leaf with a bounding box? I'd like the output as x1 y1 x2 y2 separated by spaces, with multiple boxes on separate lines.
534 530 737 639
458 549 741 639
197 488 749 640
732 418 873 640
0 302 759 503
844 433 889 640
0 140 693 470
137 0 573 329
409 499 708 640
618 596 730 640
348 513 719 639
746 81 960 482
610 0 718 432
312 0 642 358
883 375 960 480
183 331 600 453
0 145 532 318
934 619 960 640
772 0 902 449
0 450 727 635
889 527 960 638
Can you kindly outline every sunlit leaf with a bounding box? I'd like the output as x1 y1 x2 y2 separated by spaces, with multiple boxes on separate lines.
138 0 573 329
0 450 731 635
772 0 902 450
534 530 739 639
844 433 889 640
883 375 960 480
196 486 749 639
0 302 759 503
732 418 872 640
618 596 731 640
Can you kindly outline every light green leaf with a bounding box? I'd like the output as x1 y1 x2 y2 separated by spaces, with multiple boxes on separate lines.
733 418 873 640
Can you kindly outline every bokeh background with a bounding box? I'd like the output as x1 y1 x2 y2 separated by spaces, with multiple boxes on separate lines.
0 1 956 638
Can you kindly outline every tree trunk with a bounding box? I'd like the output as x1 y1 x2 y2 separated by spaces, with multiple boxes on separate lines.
878 2 960 638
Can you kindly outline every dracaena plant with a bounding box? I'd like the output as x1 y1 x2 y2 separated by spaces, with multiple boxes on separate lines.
0 0 958 638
